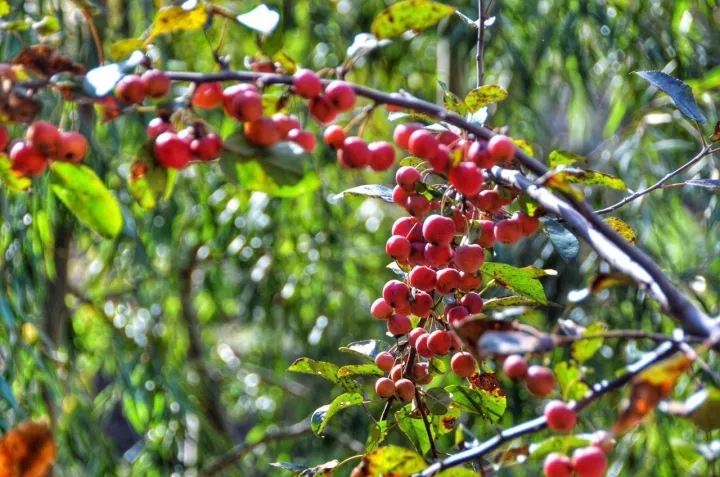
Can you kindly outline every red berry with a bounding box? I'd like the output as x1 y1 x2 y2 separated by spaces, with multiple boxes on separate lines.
371 298 394 320
192 82 224 109
287 128 317 153
375 352 395 373
141 69 171 98
395 378 416 402
325 80 356 112
591 431 615 454
408 129 438 160
449 162 484 196
26 121 60 157
473 190 502 213
308 95 337 124
410 290 434 318
422 215 455 245
0 125 8 151
408 328 428 347
545 400 577 433
423 243 453 268
468 140 494 168
413 362 431 384
408 241 428 267
229 90 263 122
474 220 497 248
415 333 435 358
396 166 422 192
451 352 477 378
427 330 451 355
368 141 395 171
460 293 483 314
393 123 422 150
147 117 176 140
392 216 422 241
436 131 460 146
446 305 469 325
154 132 192 169
517 212 540 236
222 83 258 115
572 447 608 477
525 366 556 397
408 265 436 292
115 75 145 104
55 131 88 163
434 268 461 295
244 117 280 147
375 377 396 398
273 113 302 139
387 314 412 336
543 453 573 477
453 244 485 273
405 194 432 218
323 125 346 149
502 355 528 380
495 219 523 245
488 134 516 163
293 69 323 99
382 280 410 309
390 364 404 382
392 186 411 207
190 133 223 161
386 235 411 261
9 141 47 176
428 144 450 173
458 271 483 291
338 136 370 169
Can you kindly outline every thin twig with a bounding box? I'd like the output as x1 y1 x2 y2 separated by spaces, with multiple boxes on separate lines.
595 144 711 215
420 342 678 475
477 0 486 88
81 10 105 65
554 329 706 346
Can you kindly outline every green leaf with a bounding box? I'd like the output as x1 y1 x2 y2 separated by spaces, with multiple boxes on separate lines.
338 340 391 362
529 435 593 461
287 358 339 383
310 392 364 435
521 266 557 278
438 81 467 115
482 296 550 311
366 421 390 452
49 162 123 238
542 218 579 263
32 16 61 37
362 445 427 475
83 51 145 97
431 406 461 436
429 357 447 375
465 85 508 112
685 387 720 432
555 168 627 190
0 154 31 191
446 384 506 422
109 38 144 61
127 143 174 209
396 405 431 456
548 150 587 168
35 209 56 280
336 364 384 379
635 71 706 124
554 361 590 402
333 184 393 203
437 469 486 477
399 157 430 171
480 263 547 305
0 1 9 18
150 3 208 39
425 387 452 415
572 322 607 363
236 4 280 35
220 130 321 198
371 0 456 40
603 217 636 244
684 179 720 192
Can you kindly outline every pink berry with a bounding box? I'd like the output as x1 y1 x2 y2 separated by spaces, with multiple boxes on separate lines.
434 268 461 295
386 235 411 261
293 69 323 99
382 280 410 309
387 314 412 336
408 129 438 160
368 141 395 171
459 293 483 314
375 352 395 372
488 134 515 163
502 355 528 380
449 162 484 196
422 215 456 245
408 265 436 292
571 447 608 477
370 298 393 320
543 453 573 477
393 123 423 150
427 330 451 355
544 400 577 433
453 244 486 273
325 80 356 112
451 352 477 378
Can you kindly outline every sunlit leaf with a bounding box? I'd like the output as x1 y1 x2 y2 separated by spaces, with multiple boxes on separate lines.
32 16 61 37
572 322 607 363
529 435 593 461
482 296 551 311
149 3 208 39
338 340 391 361
554 361 590 402
465 84 508 112
287 358 339 383
347 33 392 58
236 4 280 35
334 184 393 203
0 154 31 191
511 138 534 157
336 364 383 378
49 162 123 238
371 0 456 40
366 421 390 453
109 39 144 61
351 445 427 476
311 392 364 435
446 384 506 422
0 1 9 18
635 70 706 124
548 150 587 168
555 168 627 190
396 405 431 456
480 262 547 304
603 217 636 244
589 273 636 294
431 407 461 437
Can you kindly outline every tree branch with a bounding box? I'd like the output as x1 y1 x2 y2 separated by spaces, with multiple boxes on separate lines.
476 0 486 88
420 342 678 476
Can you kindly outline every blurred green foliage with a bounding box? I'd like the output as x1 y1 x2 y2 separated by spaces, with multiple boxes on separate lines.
0 0 718 476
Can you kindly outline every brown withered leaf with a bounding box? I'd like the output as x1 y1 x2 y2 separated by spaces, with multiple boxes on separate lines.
589 272 636 295
0 87 42 124
0 420 56 477
452 315 553 359
710 120 720 143
12 46 86 78
469 372 504 396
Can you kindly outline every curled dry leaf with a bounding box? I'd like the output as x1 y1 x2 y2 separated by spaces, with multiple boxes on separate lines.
0 420 56 477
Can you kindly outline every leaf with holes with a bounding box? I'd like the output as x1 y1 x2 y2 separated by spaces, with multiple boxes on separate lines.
287 358 339 383
354 445 427 475
446 384 506 422
371 0 456 39
635 71 706 124
150 3 208 39
311 392 364 435
336 364 383 379
481 262 547 305
431 407 461 437
465 84 508 112
604 217 636 244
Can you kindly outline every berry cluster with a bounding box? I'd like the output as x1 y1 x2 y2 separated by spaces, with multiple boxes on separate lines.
502 354 557 397
544 439 610 477
2 121 88 177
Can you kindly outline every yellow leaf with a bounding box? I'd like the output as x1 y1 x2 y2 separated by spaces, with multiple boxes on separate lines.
371 0 456 40
109 38 145 61
511 138 534 157
149 3 208 40
465 84 508 112
0 1 9 19
603 217 636 244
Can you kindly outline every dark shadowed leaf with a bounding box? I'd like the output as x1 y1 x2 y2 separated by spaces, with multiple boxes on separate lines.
635 71 706 124
542 218 579 262
311 393 364 435
465 84 508 112
333 184 394 202
49 162 123 238
684 179 720 192
338 340 391 361
446 384 506 422
371 0 456 39
287 358 339 383
236 4 280 35
603 217 636 244
425 387 452 415
82 50 145 97
396 405 431 456
555 168 626 190
480 262 547 304
572 322 607 363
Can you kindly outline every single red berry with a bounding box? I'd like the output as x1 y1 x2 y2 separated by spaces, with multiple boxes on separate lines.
293 69 323 99
495 219 523 245
408 328 428 347
408 265 436 292
370 298 394 320
473 189 502 213
502 355 528 380
405 194 432 218
408 129 438 160
115 75 145 104
222 83 258 115
382 280 410 309
375 377 396 398
396 166 422 192
191 133 223 161
436 131 460 146
244 117 280 147
375 352 395 373
427 330 452 355
392 185 411 207
545 400 578 433
147 117 176 140
55 131 88 163
141 69 171 98
386 235 411 261
467 140 494 168
451 352 477 378
393 123 423 150
325 80 356 112
458 271 483 291
428 144 450 173
395 378 416 402
287 128 317 153
229 90 263 122
572 447 608 477
446 305 470 325
415 333 435 359
392 216 422 241
422 214 455 245
338 136 370 169
192 82 224 109
410 290 434 318
423 243 453 268
272 113 302 139
154 132 192 169
474 220 497 248
308 95 337 124
412 362 431 382
387 314 412 336
543 453 573 477
488 134 516 163
323 125 346 149
526 365 556 397
449 162 484 196
408 241 428 267
435 268 461 295
368 141 395 171
517 212 541 236
9 141 47 176
390 364 404 382
460 293 483 314
26 121 60 157
453 244 485 273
